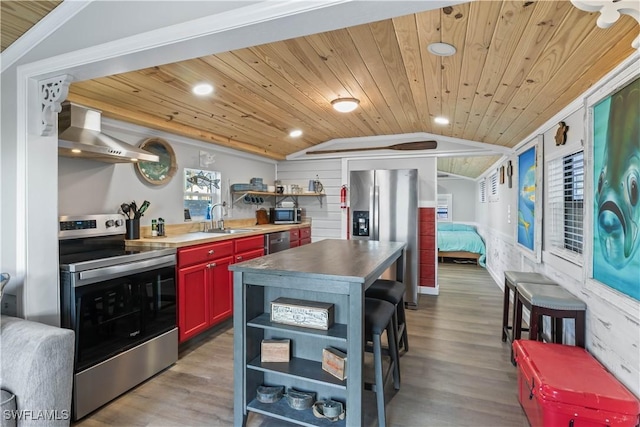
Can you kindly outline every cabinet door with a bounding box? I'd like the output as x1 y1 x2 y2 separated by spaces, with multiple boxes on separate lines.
290 229 300 241
178 263 209 343
300 238 312 246
209 255 234 325
290 240 301 248
235 248 264 263
300 227 311 240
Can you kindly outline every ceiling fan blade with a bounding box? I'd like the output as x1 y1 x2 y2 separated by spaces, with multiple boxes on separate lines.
306 140 438 155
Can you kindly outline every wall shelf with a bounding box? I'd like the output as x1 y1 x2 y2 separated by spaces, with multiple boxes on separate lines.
232 191 325 207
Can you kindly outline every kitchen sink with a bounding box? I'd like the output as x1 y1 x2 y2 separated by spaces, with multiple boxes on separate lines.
203 228 256 234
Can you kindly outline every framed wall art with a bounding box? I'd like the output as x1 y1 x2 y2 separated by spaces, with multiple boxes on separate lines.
516 136 543 262
587 74 639 301
135 137 177 185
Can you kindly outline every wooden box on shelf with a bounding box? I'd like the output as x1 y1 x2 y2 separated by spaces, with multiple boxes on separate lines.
261 339 291 362
322 347 347 380
270 297 334 330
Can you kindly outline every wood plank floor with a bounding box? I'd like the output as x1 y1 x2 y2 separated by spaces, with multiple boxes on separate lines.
74 263 528 427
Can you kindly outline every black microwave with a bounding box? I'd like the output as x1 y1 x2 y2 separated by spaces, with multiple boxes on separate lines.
270 207 302 224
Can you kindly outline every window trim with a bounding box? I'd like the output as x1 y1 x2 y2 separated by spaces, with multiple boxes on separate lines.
547 150 584 265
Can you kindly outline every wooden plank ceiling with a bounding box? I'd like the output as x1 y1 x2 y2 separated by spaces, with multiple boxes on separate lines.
0 1 61 52
4 1 638 178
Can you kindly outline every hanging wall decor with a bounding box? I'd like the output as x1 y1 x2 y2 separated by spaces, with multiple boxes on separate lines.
555 121 569 145
135 137 177 185
590 76 639 301
516 138 543 262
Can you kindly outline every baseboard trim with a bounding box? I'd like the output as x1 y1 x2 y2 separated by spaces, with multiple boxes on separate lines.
419 285 439 295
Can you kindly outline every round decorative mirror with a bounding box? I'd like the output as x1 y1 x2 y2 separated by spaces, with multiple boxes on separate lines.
135 137 177 185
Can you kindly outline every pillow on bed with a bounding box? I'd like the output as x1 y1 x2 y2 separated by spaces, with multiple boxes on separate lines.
437 223 476 232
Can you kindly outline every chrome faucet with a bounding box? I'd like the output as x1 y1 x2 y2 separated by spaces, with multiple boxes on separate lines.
211 201 227 230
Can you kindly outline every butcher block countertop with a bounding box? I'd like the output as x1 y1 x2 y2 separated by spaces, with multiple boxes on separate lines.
125 220 311 249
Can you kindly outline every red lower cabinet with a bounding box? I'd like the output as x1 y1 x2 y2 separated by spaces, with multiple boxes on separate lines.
177 240 235 343
290 227 311 248
178 255 234 343
234 235 264 263
300 227 311 242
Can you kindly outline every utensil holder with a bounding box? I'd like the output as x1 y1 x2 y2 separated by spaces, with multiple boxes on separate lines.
126 219 140 240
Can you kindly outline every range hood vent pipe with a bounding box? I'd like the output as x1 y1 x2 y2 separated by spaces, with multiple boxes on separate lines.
58 102 159 163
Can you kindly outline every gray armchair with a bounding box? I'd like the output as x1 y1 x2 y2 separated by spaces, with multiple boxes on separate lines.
1 315 74 426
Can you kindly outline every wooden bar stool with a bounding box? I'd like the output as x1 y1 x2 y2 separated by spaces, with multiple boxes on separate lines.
366 279 409 354
502 271 557 344
364 297 400 427
513 282 587 362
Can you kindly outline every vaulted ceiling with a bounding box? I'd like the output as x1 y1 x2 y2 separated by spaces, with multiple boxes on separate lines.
2 1 637 178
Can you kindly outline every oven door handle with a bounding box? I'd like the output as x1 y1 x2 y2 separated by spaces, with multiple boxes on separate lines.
77 255 176 285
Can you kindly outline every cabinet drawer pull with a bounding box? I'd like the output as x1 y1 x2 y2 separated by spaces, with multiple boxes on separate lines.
237 256 243 261
209 262 216 268
208 250 215 255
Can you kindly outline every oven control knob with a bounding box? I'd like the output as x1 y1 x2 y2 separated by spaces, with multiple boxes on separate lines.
115 219 124 227
105 219 115 228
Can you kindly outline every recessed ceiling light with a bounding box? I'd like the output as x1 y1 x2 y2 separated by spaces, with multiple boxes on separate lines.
427 42 457 57
192 83 213 96
434 116 450 125
71 148 81 154
331 98 360 113
289 129 303 138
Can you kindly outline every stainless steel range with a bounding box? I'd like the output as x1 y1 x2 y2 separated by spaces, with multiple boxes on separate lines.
59 214 178 420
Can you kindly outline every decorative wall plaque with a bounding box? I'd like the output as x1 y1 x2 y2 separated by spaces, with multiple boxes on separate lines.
135 137 177 185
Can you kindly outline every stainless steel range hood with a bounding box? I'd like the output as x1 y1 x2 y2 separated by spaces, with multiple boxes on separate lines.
58 102 159 163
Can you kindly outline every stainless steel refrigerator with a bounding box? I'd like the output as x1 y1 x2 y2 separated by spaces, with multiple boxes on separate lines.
350 169 419 308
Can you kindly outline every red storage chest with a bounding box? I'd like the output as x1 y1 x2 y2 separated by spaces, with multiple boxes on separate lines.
513 340 639 427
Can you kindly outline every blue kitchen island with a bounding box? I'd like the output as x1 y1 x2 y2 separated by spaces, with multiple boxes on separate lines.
230 239 406 427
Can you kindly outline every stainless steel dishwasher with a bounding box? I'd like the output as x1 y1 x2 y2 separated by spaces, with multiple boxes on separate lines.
264 231 290 254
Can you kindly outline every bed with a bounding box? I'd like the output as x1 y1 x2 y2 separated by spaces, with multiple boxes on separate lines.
437 223 486 267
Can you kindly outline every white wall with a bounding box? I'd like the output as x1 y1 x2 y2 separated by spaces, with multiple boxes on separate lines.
437 177 476 222
476 55 640 397
348 157 437 204
59 119 276 226
276 159 342 241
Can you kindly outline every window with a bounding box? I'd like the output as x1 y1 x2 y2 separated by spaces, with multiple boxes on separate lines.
437 194 453 222
548 151 584 262
184 168 221 218
479 179 487 203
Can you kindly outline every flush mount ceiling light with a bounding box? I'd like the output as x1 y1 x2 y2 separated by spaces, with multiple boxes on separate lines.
434 116 450 125
331 98 360 113
289 129 303 138
427 42 457 57
192 83 213 96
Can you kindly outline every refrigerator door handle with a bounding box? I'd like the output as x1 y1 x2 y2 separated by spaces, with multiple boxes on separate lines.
369 185 375 240
373 185 380 240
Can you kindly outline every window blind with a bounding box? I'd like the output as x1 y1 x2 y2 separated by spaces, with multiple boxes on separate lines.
548 151 584 262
